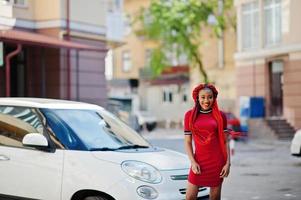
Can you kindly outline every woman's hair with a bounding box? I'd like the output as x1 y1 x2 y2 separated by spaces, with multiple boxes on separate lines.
189 83 227 160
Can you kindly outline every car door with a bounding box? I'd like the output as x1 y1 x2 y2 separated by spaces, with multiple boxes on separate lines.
0 106 63 200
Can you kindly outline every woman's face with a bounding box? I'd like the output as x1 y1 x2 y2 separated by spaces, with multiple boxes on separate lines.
198 88 214 111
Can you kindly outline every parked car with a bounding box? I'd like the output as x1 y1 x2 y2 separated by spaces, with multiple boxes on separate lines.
0 98 209 200
291 129 301 157
135 111 157 132
224 112 242 132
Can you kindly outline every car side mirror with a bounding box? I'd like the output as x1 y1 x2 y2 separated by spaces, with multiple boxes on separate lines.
22 133 48 147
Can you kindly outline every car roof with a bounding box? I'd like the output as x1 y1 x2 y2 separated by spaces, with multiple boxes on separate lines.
0 98 104 110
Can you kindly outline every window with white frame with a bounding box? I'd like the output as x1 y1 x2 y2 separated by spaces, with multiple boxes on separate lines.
163 90 173 103
114 0 123 10
14 0 26 5
107 0 123 12
181 86 188 103
1 0 27 6
123 14 132 36
264 0 281 46
241 1 259 50
145 49 153 67
122 51 132 72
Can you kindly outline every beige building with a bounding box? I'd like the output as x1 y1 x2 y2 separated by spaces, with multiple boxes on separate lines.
235 0 299 138
111 0 237 127
0 0 123 106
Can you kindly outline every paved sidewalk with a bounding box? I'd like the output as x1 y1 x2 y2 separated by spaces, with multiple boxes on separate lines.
145 130 299 200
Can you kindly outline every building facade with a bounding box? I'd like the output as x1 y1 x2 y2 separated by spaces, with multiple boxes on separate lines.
235 0 301 132
0 0 123 106
111 0 237 127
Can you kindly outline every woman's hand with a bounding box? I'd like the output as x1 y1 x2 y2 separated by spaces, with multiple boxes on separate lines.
220 163 230 178
191 161 201 174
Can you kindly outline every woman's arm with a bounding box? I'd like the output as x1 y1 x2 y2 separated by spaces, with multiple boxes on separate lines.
220 133 231 178
184 135 200 174
225 134 231 166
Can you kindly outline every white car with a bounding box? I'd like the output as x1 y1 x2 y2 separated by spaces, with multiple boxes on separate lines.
291 129 301 157
0 98 209 200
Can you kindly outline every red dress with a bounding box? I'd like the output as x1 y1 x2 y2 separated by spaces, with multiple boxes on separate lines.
184 110 227 187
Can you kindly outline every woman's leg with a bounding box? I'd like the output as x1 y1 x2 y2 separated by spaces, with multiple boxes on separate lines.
186 182 199 200
209 185 222 200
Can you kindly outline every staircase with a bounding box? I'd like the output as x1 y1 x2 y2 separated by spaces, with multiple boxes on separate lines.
266 118 295 140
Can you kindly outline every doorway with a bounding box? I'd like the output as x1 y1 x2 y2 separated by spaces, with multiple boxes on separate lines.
269 60 283 117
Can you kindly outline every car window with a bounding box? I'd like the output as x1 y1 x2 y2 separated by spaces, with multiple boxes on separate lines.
40 108 150 151
43 111 81 150
0 106 44 149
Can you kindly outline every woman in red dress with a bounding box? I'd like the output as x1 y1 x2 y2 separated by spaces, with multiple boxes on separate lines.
184 83 231 200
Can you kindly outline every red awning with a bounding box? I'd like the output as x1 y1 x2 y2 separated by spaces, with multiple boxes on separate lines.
0 29 107 52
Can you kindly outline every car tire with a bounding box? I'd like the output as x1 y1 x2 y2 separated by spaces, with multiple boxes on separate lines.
146 122 157 132
83 196 108 200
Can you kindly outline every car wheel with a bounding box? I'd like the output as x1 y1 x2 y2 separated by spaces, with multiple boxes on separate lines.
146 122 157 131
83 196 108 200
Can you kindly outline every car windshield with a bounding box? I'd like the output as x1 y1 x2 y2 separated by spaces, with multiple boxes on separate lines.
40 108 150 151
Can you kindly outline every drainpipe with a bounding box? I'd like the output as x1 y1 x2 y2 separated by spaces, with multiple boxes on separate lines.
5 43 22 97
218 0 224 69
66 0 71 99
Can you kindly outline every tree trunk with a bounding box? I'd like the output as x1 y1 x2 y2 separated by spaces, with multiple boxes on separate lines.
192 51 208 83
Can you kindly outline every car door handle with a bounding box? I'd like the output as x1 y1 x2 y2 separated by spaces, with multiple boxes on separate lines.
0 155 10 161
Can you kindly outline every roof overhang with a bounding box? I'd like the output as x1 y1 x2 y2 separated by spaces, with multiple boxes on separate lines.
0 29 108 52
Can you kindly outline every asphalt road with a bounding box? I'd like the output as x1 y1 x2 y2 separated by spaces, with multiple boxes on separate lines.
144 131 301 200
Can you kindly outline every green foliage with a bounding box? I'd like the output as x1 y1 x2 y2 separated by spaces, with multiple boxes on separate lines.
150 48 168 76
135 0 234 83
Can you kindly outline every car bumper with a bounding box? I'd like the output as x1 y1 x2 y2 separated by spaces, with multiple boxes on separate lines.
291 140 301 156
107 168 209 200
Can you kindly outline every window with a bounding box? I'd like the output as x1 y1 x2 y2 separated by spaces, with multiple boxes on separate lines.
122 51 132 72
264 0 281 46
124 14 132 36
1 0 27 6
183 94 187 102
145 49 153 67
114 0 123 10
181 86 188 103
14 0 26 5
108 0 123 12
40 108 149 151
163 90 173 103
0 106 44 148
241 1 259 50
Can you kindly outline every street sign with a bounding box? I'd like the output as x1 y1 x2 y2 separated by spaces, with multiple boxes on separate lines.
0 42 3 67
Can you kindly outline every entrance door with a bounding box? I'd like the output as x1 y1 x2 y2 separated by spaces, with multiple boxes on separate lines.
269 60 283 116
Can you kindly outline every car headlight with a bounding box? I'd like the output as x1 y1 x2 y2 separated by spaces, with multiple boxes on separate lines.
137 185 158 199
121 160 162 184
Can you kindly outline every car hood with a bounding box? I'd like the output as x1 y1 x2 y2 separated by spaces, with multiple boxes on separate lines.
91 148 190 170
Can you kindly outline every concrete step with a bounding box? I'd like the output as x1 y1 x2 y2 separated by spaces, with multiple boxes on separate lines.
266 118 295 140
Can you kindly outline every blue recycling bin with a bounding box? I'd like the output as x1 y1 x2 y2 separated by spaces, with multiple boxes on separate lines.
249 97 265 118
239 96 265 132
